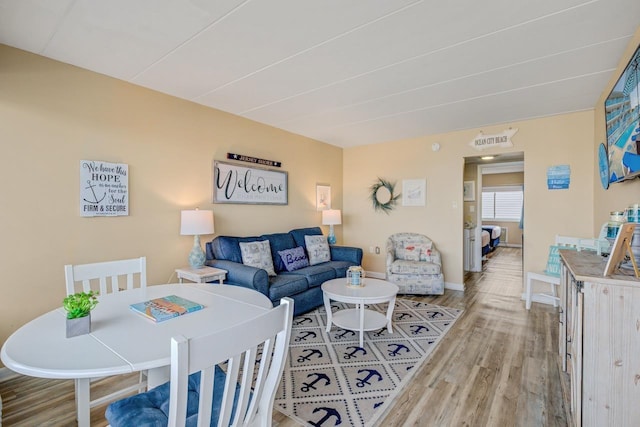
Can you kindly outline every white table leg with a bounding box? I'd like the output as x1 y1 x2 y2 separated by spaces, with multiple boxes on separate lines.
324 293 333 333
75 378 91 427
385 296 396 334
359 302 365 347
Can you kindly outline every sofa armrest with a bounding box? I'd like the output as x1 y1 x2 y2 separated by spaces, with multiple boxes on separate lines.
206 259 269 296
330 245 363 265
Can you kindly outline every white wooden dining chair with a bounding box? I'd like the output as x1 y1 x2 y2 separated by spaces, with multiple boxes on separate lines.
64 257 148 408
525 236 589 310
106 297 294 427
64 256 147 296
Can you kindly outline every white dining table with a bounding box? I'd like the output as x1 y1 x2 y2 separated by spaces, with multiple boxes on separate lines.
0 283 272 427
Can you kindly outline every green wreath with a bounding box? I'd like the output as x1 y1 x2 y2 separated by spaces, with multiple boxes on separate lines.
369 178 401 214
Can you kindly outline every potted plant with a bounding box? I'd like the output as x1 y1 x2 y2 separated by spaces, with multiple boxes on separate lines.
63 291 99 338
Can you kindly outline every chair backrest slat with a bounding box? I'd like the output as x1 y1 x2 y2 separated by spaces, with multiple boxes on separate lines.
169 298 293 427
64 257 147 296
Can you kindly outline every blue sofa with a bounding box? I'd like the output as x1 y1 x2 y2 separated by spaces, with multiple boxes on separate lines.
205 227 363 315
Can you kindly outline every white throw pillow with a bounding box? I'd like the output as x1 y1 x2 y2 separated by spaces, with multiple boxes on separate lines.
239 240 276 276
304 235 331 265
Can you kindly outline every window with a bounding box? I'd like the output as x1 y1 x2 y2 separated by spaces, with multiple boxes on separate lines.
482 185 523 221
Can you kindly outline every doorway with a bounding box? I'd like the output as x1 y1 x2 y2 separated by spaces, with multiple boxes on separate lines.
463 153 524 280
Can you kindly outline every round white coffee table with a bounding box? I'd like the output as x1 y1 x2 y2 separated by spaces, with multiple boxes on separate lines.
322 277 399 347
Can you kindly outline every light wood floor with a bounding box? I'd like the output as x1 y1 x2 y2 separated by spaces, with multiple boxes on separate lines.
0 247 568 426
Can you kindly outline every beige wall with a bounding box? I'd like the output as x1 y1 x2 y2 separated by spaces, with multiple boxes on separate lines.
593 28 640 230
0 45 343 354
344 112 594 287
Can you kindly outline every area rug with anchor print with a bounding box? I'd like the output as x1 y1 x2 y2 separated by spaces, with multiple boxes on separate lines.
274 298 463 426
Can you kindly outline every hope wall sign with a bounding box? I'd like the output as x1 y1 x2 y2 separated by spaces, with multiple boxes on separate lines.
213 160 288 205
80 160 129 217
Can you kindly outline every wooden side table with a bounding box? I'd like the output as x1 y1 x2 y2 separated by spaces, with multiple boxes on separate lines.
175 266 227 284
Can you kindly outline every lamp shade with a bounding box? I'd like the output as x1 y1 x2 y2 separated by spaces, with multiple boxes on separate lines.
322 209 342 225
180 209 214 235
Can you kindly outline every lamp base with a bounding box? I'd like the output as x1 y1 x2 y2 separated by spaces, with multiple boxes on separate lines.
327 224 336 245
188 235 206 268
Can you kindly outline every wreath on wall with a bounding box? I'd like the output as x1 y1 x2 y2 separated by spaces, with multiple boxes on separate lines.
369 178 401 214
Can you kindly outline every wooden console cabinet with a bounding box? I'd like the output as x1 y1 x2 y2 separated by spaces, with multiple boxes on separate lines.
559 250 640 426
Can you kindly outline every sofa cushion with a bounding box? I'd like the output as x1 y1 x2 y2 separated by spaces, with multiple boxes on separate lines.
290 227 323 249
268 274 309 301
239 240 276 276
261 233 297 273
284 264 336 287
390 260 441 275
323 260 355 278
211 236 261 264
277 246 310 272
305 235 331 265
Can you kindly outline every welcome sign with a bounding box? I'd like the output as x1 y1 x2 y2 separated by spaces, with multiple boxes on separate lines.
213 160 288 205
80 160 129 217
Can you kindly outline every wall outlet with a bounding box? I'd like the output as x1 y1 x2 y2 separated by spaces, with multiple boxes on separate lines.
375 246 380 254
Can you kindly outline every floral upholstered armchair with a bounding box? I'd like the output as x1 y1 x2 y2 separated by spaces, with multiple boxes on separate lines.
386 232 445 295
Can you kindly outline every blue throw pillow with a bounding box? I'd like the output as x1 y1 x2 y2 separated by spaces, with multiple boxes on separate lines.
278 246 310 272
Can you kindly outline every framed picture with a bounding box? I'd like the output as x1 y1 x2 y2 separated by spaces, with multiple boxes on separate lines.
213 160 288 205
402 179 426 206
604 223 638 276
316 184 331 211
463 181 475 201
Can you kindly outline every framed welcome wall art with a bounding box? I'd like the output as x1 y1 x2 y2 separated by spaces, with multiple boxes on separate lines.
213 160 288 205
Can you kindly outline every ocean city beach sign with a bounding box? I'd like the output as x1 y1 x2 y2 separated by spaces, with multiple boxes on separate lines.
213 160 288 205
469 128 518 150
80 160 128 217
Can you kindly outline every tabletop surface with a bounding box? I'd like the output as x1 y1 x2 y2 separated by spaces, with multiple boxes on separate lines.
321 277 399 300
1 284 271 379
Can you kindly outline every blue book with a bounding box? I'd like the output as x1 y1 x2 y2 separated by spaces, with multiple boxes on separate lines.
130 295 204 322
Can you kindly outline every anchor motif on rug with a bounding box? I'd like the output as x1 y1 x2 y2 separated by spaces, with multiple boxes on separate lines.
297 348 323 363
395 312 412 320
309 407 342 427
426 310 444 319
410 325 429 335
334 329 356 340
294 316 314 326
300 372 331 392
295 330 317 342
388 343 409 357
343 346 366 360
355 368 382 388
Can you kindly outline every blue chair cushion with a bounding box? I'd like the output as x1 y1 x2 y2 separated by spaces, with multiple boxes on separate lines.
210 236 261 264
284 263 336 288
268 274 309 301
105 367 239 427
289 227 323 250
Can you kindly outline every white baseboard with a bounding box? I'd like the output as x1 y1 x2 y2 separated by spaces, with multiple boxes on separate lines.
0 367 17 381
364 271 464 292
445 282 464 291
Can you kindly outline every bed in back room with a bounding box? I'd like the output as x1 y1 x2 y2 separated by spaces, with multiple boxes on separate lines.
482 225 501 255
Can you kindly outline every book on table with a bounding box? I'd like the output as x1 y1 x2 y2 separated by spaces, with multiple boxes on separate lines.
130 295 204 322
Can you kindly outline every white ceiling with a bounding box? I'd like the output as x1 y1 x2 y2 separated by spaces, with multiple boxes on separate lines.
1 0 638 148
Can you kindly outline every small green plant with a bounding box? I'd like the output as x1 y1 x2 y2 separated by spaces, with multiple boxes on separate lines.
63 291 99 319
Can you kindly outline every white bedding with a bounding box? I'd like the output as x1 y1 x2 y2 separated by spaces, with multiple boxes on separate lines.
482 230 491 247
486 226 501 239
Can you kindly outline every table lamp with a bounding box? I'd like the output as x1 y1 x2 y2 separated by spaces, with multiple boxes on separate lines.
322 209 341 245
180 209 214 268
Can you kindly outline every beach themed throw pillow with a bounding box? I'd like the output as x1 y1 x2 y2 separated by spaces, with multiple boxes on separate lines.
304 235 331 265
277 246 310 272
239 240 276 276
